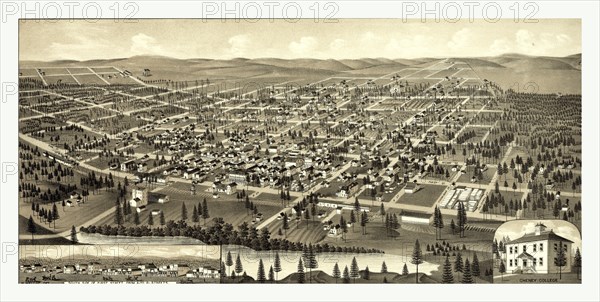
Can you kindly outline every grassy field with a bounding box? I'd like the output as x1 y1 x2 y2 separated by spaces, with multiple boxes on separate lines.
19 190 118 234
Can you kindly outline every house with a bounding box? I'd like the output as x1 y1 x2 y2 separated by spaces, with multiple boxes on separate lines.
504 223 574 274
404 182 420 194
148 192 169 204
400 210 432 225
129 187 148 208
228 171 247 185
336 181 360 198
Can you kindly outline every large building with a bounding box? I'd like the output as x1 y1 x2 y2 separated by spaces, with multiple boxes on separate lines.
504 223 573 274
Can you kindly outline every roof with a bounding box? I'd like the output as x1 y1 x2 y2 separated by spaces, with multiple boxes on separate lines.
400 210 431 219
506 230 574 245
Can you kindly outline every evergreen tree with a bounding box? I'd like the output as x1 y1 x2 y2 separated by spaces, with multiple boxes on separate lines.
52 203 59 228
296 258 305 284
234 255 243 275
27 215 37 242
342 266 350 283
181 202 188 221
363 266 370 280
442 255 454 283
471 253 480 277
256 259 266 283
573 248 582 280
349 210 356 232
410 239 423 283
461 258 474 283
332 262 341 283
159 211 166 225
202 198 210 224
350 257 359 283
268 266 275 283
402 263 409 275
554 240 567 280
381 261 388 273
114 200 123 226
454 252 464 277
192 205 199 223
225 251 233 277
273 251 282 281
147 213 154 225
133 210 140 225
499 260 506 281
304 244 318 283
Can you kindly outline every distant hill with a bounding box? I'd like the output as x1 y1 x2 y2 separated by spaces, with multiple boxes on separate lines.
19 53 581 93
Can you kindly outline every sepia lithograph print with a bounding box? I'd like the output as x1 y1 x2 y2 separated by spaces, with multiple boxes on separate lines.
18 18 582 284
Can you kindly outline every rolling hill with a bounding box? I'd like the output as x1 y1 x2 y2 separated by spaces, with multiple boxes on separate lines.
20 53 581 93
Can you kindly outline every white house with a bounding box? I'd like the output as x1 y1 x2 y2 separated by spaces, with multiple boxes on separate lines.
504 223 574 274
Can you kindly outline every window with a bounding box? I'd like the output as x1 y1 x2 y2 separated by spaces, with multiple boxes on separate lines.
539 258 543 266
509 247 513 254
523 245 527 252
540 243 543 251
533 244 537 252
554 243 558 251
509 259 513 266
533 258 537 266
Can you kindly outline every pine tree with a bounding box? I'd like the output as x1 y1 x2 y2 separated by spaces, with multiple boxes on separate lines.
297 258 305 284
471 253 480 277
273 251 282 281
499 260 506 281
133 210 140 225
268 266 275 283
304 244 318 283
181 202 188 221
192 205 199 223
147 213 154 225
442 255 454 283
52 203 59 228
159 211 166 225
342 266 350 283
350 257 359 283
574 248 582 280
27 215 37 242
381 261 388 273
554 240 567 280
454 252 464 277
411 239 423 283
257 259 266 283
363 266 370 280
461 258 474 283
402 263 409 275
234 255 243 275
114 200 123 226
225 251 233 277
332 262 341 283
202 198 210 224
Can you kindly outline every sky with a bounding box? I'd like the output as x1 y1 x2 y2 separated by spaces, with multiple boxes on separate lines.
19 19 580 61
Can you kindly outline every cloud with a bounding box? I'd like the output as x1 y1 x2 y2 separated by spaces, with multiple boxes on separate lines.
226 34 252 57
289 36 318 54
329 38 346 51
516 29 536 50
130 33 165 56
47 34 113 61
447 28 473 51
489 38 512 54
